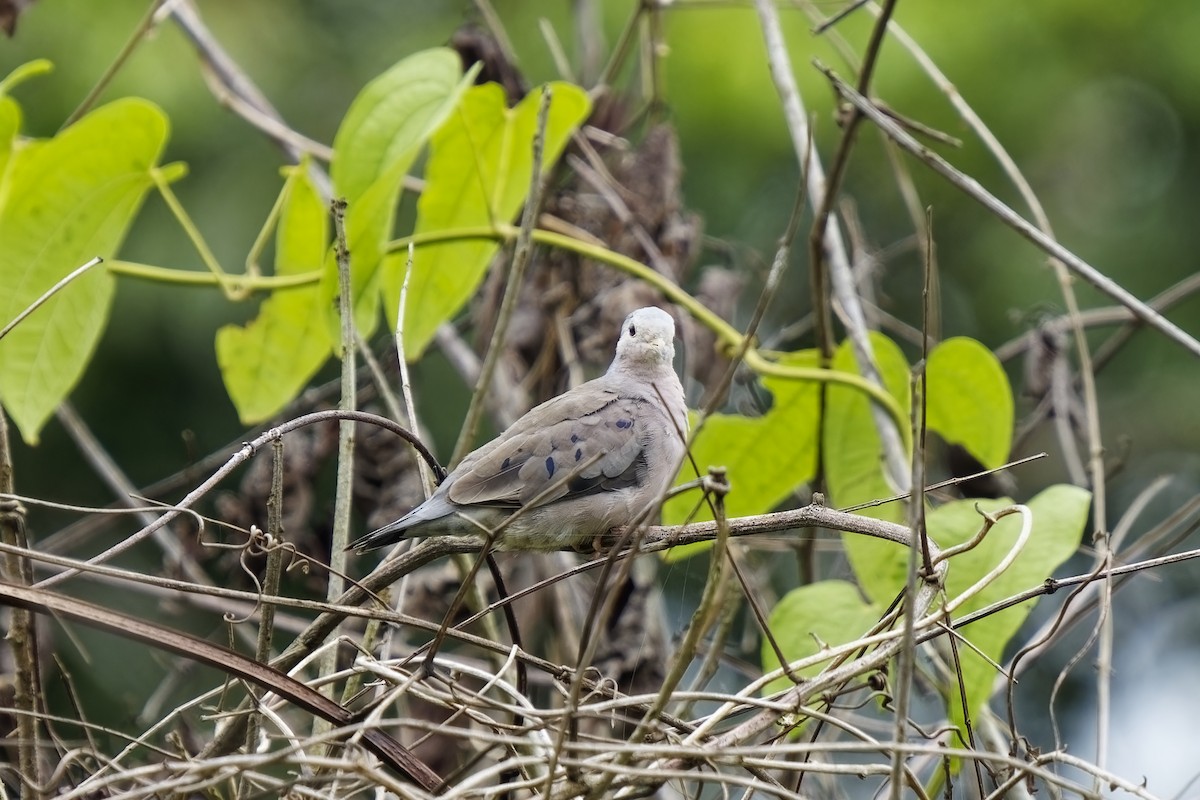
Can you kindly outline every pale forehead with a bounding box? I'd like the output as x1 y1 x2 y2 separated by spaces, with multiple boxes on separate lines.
623 307 675 332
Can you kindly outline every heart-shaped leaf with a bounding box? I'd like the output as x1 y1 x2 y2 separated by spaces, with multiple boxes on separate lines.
216 163 331 423
927 336 1013 468
0 98 168 443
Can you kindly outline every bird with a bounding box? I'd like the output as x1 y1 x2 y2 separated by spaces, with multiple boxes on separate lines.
350 306 689 552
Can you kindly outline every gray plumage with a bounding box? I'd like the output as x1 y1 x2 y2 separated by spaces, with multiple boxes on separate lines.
350 307 689 552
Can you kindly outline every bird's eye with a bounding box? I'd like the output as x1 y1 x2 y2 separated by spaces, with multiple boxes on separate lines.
628 325 636 336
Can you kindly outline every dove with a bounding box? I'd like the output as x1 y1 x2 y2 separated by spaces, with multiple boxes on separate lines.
350 307 688 552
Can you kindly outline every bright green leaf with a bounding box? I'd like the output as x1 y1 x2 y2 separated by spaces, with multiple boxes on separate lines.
0 99 168 444
331 48 466 204
0 96 20 191
216 164 331 423
276 167 329 277
0 61 48 182
323 48 473 348
662 350 822 560
396 81 591 358
926 337 1013 469
932 485 1089 744
823 334 912 602
761 580 882 696
823 333 912 514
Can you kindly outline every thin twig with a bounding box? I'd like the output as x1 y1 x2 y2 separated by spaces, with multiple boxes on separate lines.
889 205 931 800
0 257 104 342
853 12 1122 766
958 544 1200 637
394 243 435 497
753 0 911 491
240 438 286 793
62 0 166 128
40 402 214 591
166 0 333 197
0 581 442 790
0 402 44 798
995 270 1200 363
813 0 872 34
600 472 733 795
36 410 439 591
316 197 357 723
819 63 1200 361
450 86 553 468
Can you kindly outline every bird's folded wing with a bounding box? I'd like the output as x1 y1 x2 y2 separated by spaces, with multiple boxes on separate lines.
448 392 648 507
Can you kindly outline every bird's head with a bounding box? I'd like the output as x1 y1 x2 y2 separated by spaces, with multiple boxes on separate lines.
612 306 677 370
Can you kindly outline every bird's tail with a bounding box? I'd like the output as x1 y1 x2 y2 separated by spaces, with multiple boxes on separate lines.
346 495 457 552
345 517 410 552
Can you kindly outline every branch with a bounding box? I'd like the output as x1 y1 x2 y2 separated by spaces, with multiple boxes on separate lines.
819 62 1200 361
0 580 441 790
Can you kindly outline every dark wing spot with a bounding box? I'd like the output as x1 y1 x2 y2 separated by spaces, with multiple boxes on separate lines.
570 433 580 443
575 448 583 461
501 457 511 470
615 418 633 429
565 451 647 497
545 456 556 478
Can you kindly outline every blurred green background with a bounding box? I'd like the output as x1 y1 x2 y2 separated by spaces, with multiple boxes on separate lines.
4 0 1200 790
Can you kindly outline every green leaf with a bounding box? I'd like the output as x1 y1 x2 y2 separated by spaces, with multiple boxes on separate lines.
323 48 473 348
932 485 1089 743
331 48 466 204
822 334 912 602
0 61 49 181
760 486 1088 728
662 350 822 560
216 164 331 423
0 95 20 190
823 333 912 515
926 337 1013 468
396 81 591 358
761 580 882 696
0 99 168 444
827 335 1017 606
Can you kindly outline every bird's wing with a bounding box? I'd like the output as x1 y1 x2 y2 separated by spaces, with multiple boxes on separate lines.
448 386 652 508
